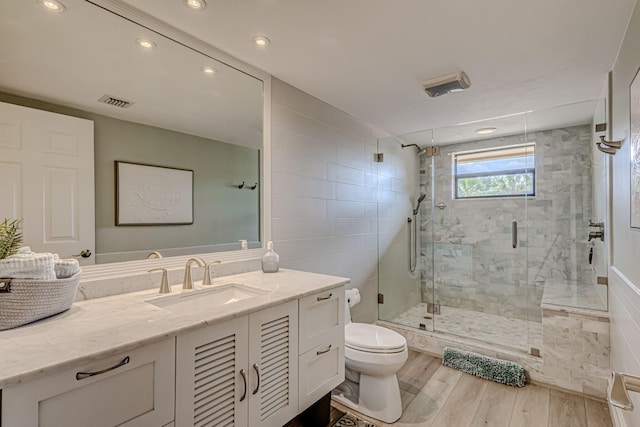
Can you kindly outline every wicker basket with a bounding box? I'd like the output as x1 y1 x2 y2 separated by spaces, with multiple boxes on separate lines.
0 272 81 330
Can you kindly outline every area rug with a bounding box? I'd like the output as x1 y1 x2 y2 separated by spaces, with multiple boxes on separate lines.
331 413 379 427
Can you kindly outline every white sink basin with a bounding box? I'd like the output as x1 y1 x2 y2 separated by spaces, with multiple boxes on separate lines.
147 283 268 316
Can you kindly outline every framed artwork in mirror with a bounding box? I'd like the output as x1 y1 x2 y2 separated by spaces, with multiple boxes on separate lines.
631 67 640 229
115 161 193 226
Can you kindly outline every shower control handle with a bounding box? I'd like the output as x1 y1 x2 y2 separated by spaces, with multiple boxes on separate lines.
512 221 518 249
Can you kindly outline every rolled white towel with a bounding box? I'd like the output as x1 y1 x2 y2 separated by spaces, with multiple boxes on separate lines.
0 247 56 280
55 258 80 279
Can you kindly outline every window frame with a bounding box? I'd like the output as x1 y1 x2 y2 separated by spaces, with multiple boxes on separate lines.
452 143 536 200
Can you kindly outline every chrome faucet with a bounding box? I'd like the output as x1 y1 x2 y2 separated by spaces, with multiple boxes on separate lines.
183 258 205 289
203 261 222 286
147 251 163 259
148 268 170 293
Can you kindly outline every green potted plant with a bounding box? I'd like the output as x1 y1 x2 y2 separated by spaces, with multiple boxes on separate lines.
0 218 23 260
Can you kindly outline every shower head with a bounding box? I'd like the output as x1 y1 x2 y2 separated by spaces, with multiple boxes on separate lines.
401 143 427 156
413 193 427 215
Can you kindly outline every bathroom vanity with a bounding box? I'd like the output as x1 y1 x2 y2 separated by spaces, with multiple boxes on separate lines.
0 269 346 427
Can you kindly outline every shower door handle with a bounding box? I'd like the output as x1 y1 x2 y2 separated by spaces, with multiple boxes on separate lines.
512 221 518 248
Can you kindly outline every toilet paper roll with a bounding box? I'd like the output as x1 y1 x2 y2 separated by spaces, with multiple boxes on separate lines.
345 288 361 308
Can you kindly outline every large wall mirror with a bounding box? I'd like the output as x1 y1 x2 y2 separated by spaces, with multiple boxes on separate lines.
0 0 270 265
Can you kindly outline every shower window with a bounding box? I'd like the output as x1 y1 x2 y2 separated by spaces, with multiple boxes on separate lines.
453 144 535 199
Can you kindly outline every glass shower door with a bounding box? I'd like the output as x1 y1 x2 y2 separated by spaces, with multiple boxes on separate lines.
377 130 434 332
430 115 534 353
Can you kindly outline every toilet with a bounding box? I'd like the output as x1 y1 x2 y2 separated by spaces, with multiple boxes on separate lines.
333 288 408 423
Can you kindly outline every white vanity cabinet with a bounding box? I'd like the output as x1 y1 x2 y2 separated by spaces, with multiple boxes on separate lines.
0 276 347 427
298 287 345 412
175 301 299 427
1 338 175 427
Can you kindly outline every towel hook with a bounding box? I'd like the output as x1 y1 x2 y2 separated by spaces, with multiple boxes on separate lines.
237 181 245 189
596 142 617 155
599 135 622 149
248 182 257 190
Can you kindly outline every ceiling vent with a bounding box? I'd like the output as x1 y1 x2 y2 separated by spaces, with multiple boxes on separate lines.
422 71 471 98
97 95 134 108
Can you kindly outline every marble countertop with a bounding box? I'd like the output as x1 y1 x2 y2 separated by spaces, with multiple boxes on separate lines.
0 268 349 388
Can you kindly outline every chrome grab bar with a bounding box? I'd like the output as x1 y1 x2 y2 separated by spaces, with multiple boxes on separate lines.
408 217 417 273
610 371 640 411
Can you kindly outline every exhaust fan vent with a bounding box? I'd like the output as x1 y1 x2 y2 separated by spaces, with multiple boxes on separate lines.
422 71 471 98
97 95 134 108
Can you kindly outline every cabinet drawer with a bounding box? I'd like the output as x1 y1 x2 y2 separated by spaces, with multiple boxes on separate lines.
2 338 175 427
298 286 344 354
298 334 344 412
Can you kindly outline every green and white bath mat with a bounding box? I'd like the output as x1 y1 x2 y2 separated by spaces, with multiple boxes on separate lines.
442 347 526 387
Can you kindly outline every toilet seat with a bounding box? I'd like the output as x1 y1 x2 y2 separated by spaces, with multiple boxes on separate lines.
345 323 407 354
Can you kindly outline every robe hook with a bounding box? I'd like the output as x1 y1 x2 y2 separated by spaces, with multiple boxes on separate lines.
599 135 622 149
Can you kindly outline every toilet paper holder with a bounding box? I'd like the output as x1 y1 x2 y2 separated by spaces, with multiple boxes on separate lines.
345 288 361 307
610 371 640 411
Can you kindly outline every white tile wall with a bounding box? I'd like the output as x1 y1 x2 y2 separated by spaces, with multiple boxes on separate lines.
270 78 385 323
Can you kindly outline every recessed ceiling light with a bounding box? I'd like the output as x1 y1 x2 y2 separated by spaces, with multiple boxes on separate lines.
252 36 270 48
135 38 156 49
39 0 66 12
475 127 497 135
183 0 207 10
201 66 217 75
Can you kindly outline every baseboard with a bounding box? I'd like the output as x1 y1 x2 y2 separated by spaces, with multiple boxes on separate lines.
609 402 628 427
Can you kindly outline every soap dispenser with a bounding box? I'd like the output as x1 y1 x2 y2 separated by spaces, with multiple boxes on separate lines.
262 241 279 273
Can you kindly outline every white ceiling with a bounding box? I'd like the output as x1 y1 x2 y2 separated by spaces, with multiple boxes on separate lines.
122 0 638 136
0 0 263 148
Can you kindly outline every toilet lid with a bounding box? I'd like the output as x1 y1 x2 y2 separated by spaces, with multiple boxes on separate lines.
345 323 407 352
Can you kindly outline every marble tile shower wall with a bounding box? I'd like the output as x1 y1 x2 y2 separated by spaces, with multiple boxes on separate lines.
270 79 386 323
419 125 593 322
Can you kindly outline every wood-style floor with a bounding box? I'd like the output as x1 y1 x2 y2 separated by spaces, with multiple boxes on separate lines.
331 350 613 427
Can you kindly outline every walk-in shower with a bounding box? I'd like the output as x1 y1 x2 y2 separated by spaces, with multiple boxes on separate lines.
377 100 609 356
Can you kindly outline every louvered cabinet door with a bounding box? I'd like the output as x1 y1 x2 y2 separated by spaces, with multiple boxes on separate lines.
247 301 299 427
175 316 249 427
